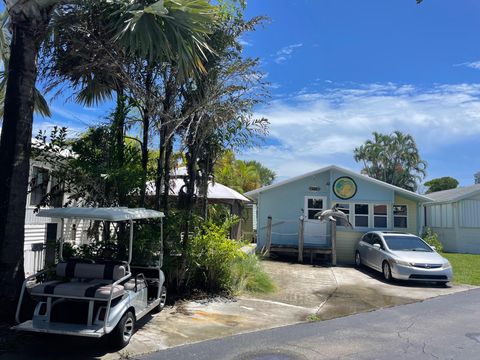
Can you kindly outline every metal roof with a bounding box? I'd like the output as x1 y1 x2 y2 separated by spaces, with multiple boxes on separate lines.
146 179 250 202
244 165 432 202
37 207 164 221
425 184 480 203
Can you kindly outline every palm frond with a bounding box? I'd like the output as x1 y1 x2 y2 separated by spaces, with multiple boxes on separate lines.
34 88 52 117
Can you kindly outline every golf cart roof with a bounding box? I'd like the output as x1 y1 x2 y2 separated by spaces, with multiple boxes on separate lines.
37 207 165 222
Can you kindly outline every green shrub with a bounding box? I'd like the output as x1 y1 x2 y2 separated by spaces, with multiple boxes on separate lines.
187 220 245 292
186 220 276 295
231 254 276 294
421 227 443 252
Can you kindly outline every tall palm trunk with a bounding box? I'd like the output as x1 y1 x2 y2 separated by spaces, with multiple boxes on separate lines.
155 71 176 214
0 14 51 322
139 69 153 207
113 87 127 206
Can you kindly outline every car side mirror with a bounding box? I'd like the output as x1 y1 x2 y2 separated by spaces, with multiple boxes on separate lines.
373 243 381 250
431 246 436 250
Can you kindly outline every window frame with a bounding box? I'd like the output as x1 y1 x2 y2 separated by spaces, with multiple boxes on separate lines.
373 204 389 229
393 204 408 229
304 196 326 221
354 203 370 228
29 166 50 207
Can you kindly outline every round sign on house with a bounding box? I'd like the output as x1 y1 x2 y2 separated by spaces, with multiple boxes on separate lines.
333 176 357 200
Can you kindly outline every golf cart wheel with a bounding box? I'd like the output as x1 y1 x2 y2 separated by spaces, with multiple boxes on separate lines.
154 286 167 313
382 261 392 282
110 311 135 349
355 251 362 268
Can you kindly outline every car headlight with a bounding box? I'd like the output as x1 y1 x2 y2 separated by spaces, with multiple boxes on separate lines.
442 261 452 269
391 259 412 267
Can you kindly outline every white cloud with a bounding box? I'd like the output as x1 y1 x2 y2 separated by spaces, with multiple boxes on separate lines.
238 38 252 47
49 105 102 127
242 83 480 181
273 43 303 64
455 61 480 70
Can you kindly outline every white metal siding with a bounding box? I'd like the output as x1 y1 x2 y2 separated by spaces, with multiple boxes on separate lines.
426 204 454 228
24 225 46 277
459 200 480 228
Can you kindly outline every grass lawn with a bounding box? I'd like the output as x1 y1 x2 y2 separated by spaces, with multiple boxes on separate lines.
441 252 480 286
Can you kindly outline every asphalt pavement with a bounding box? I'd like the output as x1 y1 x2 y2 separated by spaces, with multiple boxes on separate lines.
139 288 480 360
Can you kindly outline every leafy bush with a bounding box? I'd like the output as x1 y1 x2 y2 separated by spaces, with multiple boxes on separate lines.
421 227 443 252
231 254 276 294
187 221 244 292
186 219 276 294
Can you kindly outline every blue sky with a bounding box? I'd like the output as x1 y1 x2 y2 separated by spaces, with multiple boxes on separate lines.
33 0 480 188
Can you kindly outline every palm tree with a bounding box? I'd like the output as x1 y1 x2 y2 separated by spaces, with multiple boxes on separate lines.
353 131 427 191
0 0 216 323
0 0 57 323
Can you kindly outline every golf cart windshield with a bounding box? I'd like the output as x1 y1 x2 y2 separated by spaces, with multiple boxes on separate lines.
383 235 433 252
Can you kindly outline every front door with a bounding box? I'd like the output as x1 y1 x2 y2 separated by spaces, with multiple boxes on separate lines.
304 196 328 245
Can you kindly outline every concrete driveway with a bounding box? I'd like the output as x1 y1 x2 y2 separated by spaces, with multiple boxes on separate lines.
0 260 473 360
140 288 480 360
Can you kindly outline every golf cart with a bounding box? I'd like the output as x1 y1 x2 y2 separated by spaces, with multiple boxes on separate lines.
14 207 167 348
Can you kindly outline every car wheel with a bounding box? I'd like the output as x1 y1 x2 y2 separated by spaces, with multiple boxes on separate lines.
355 251 362 268
382 261 392 282
153 286 167 313
110 311 135 349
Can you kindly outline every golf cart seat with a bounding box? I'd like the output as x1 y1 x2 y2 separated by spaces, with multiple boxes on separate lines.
29 262 127 300
30 280 125 299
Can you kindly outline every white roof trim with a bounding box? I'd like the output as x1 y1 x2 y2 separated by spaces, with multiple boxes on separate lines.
244 165 431 202
37 207 165 221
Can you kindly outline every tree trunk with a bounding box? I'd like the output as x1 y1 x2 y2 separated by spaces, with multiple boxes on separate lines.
139 69 153 207
113 87 127 206
0 18 49 323
162 135 173 216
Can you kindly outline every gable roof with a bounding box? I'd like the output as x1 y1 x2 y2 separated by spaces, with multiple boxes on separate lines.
145 179 250 202
244 165 431 202
426 184 480 203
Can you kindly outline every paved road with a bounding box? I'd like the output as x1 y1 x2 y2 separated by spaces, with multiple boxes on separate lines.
140 288 480 360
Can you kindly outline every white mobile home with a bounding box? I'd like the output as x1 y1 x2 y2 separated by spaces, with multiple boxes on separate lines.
425 184 480 254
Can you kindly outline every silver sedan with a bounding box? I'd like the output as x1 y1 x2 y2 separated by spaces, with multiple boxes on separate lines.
355 231 453 284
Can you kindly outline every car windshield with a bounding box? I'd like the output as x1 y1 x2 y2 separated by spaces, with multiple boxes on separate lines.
383 235 433 252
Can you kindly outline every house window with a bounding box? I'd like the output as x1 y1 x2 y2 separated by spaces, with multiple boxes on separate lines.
50 176 64 208
306 197 324 220
394 205 408 228
374 204 388 228
354 204 369 228
30 167 49 206
335 203 351 227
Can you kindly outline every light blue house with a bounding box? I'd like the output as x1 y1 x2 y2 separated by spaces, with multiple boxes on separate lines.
245 165 430 264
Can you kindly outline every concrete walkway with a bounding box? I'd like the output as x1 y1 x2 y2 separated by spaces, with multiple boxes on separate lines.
0 261 473 359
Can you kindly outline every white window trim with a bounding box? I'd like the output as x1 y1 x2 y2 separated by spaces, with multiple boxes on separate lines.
304 196 326 221
333 202 392 230
353 203 370 228
373 204 389 229
393 204 408 229
27 165 64 209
